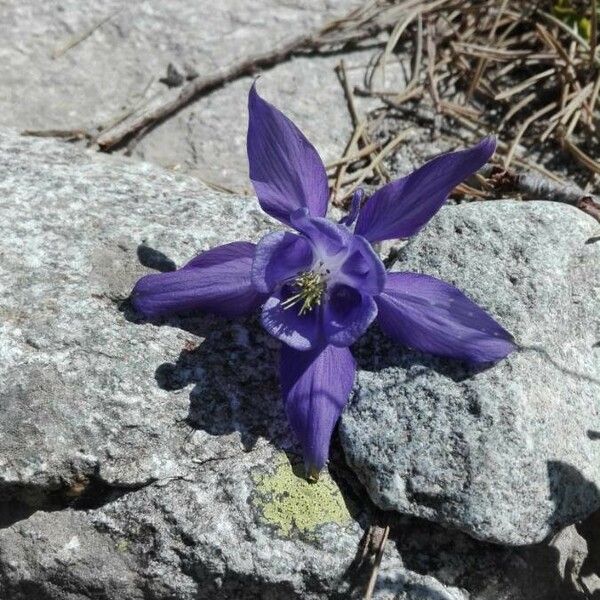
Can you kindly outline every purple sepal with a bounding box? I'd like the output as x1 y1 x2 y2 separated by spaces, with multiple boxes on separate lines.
280 343 355 473
131 242 263 319
355 138 496 242
376 272 516 363
338 189 363 228
247 84 329 226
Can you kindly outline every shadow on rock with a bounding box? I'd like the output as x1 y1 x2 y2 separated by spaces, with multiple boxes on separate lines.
547 462 600 534
576 510 600 598
137 243 177 273
120 243 289 454
148 310 286 453
389 509 591 600
353 323 491 384
520 345 600 386
363 456 600 598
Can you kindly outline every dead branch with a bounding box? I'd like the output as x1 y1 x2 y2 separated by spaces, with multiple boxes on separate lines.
487 165 600 223
97 4 398 151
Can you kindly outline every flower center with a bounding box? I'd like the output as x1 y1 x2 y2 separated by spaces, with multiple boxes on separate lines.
281 268 328 315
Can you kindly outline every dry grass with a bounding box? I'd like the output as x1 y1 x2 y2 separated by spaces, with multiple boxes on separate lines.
329 0 600 215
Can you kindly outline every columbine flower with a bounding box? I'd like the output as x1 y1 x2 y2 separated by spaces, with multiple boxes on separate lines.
131 84 516 480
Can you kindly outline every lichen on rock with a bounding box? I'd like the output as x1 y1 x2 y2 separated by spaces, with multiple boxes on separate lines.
252 454 353 538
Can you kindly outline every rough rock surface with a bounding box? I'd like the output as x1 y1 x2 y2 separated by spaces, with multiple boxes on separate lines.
0 129 370 599
1 131 599 599
374 512 600 600
0 130 469 600
0 0 372 189
341 200 600 545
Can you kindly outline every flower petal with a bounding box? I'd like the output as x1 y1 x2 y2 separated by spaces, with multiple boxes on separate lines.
247 85 329 225
251 231 314 294
338 188 363 228
131 242 263 319
338 234 386 296
376 272 516 363
261 290 323 351
324 284 378 347
280 343 356 475
354 138 496 242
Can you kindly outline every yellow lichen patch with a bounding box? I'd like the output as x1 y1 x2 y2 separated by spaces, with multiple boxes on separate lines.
252 455 353 538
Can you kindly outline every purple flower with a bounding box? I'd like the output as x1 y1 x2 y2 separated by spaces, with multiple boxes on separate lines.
131 84 516 479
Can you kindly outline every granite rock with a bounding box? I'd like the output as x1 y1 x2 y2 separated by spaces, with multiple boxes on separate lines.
0 129 368 599
0 0 371 189
0 450 366 600
341 200 600 545
1 131 599 597
0 130 491 600
374 511 598 600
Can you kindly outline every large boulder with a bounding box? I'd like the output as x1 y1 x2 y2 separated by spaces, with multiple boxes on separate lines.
1 130 598 599
0 130 367 599
340 200 600 545
0 0 365 188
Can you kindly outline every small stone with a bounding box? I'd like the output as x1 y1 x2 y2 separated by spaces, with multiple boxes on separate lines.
183 62 199 80
160 62 185 88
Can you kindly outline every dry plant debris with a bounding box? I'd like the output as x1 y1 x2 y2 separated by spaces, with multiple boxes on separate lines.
22 0 600 221
328 0 600 222
94 1 410 151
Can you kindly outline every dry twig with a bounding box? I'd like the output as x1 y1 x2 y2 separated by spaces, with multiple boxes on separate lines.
52 9 122 59
363 524 390 600
97 3 401 150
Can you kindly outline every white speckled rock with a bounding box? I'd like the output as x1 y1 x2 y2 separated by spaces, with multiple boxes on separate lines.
373 569 467 600
0 129 369 599
0 131 597 598
0 0 369 189
340 201 600 545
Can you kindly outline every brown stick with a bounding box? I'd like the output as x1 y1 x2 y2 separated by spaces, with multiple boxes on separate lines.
591 0 598 68
487 165 600 223
22 128 93 141
97 10 391 151
363 524 390 600
466 0 509 99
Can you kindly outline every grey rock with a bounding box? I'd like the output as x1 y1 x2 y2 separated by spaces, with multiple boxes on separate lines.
0 131 597 599
0 129 365 598
341 201 600 545
0 0 368 189
375 512 596 600
0 128 285 494
0 450 365 600
373 569 467 600
132 53 369 192
0 129 482 600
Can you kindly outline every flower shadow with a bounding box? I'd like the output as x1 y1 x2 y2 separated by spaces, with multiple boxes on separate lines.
121 287 292 455
353 323 491 384
163 315 290 453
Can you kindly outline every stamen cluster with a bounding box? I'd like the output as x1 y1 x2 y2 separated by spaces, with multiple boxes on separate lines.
281 270 327 315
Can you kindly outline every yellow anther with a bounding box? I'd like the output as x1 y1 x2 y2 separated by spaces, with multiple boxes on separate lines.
281 270 326 315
